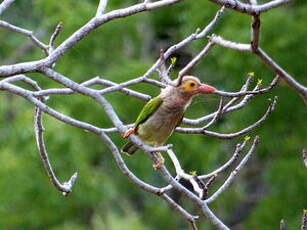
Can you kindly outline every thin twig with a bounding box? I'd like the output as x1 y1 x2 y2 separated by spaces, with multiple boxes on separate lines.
202 97 223 130
96 0 108 16
100 133 199 227
177 97 278 139
209 34 251 51
0 1 296 229
183 74 266 126
1 75 78 195
166 149 205 198
49 22 63 54
0 0 186 77
207 0 293 15
157 49 173 85
248 0 258 5
197 6 226 38
213 76 280 97
0 0 15 15
205 136 260 203
254 48 307 101
0 20 49 54
179 42 215 77
208 33 307 101
199 138 249 179
32 76 151 101
0 83 103 134
35 107 78 196
251 14 260 52
222 73 254 111
202 174 217 199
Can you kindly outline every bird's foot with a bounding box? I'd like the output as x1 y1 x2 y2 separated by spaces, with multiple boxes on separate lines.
122 128 135 138
153 152 165 170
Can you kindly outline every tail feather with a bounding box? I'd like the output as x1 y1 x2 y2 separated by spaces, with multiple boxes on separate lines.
121 141 139 155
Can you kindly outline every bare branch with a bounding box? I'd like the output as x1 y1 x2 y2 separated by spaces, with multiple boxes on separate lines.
161 193 199 229
157 49 173 85
146 6 226 88
166 149 205 198
99 76 146 95
214 76 279 97
33 76 151 101
0 0 15 15
0 1 299 229
202 97 224 130
1 75 201 227
205 136 260 203
183 74 261 126
1 74 41 90
0 83 103 134
179 42 215 77
203 174 217 199
177 97 277 139
0 0 185 77
49 22 63 54
254 48 307 101
248 0 258 5
199 97 276 139
197 6 226 38
251 14 260 52
96 78 151 100
222 73 254 110
40 68 174 154
100 133 199 227
199 139 249 179
166 57 177 76
201 204 230 230
209 34 251 51
49 0 184 65
143 78 167 88
176 7 225 84
35 107 78 196
0 20 49 54
96 0 108 16
0 75 78 195
207 0 293 15
156 166 231 230
209 33 307 101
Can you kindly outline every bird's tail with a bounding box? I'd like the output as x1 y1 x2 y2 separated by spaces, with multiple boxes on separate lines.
121 141 139 155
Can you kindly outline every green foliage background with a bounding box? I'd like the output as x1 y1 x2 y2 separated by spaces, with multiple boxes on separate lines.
0 0 306 229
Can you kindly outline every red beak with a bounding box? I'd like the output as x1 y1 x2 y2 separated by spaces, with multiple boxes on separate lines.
198 84 216 94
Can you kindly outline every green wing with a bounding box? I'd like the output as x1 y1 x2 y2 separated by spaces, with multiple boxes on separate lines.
134 96 163 129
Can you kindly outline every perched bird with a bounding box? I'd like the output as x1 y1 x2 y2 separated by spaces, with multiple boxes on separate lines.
121 75 216 169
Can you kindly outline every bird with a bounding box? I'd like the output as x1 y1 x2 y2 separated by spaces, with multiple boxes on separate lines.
121 75 216 169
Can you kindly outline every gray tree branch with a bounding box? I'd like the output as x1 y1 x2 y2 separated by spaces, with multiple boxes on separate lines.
0 0 15 15
0 0 301 229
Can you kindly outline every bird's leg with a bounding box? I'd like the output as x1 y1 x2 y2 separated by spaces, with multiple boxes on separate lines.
153 152 165 170
122 127 135 138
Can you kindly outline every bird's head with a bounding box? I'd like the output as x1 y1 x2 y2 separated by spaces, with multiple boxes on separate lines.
176 75 216 95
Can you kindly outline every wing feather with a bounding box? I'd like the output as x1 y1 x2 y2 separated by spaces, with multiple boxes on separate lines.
134 96 163 129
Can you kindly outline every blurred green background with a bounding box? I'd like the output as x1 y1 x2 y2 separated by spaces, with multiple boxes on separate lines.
0 0 306 229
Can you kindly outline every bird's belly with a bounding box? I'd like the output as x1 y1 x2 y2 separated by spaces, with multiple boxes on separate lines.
137 110 183 146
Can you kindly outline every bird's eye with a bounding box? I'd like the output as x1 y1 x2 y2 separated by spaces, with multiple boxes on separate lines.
189 82 196 87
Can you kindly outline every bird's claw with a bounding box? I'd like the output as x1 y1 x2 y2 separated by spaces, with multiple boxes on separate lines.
122 128 135 138
153 152 165 170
